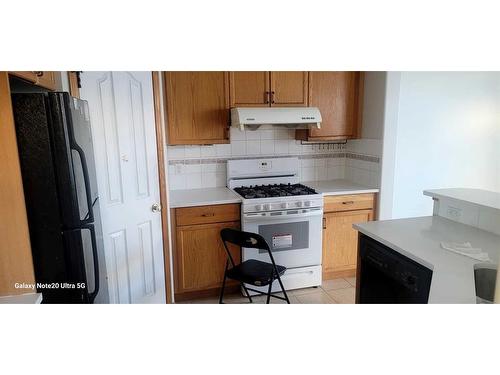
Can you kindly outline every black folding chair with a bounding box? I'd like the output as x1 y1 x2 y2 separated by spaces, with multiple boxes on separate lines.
219 228 290 304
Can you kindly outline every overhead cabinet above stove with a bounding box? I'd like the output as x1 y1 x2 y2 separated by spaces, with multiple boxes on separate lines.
164 71 364 145
229 71 309 107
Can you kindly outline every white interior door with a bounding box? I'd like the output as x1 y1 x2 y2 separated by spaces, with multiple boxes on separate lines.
80 71 165 303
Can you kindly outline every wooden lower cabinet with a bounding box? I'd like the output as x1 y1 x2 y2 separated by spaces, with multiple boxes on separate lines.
173 204 241 300
322 194 375 279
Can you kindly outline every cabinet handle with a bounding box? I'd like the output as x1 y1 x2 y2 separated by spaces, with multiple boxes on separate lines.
342 201 355 205
264 91 270 104
323 217 326 229
271 91 275 104
34 71 44 77
201 213 215 217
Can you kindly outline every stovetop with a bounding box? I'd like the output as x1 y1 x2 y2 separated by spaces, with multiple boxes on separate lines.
234 183 318 199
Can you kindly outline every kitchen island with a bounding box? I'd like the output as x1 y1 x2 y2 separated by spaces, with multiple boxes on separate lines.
354 215 500 303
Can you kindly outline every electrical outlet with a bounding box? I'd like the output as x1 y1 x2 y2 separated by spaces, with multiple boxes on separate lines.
446 206 462 220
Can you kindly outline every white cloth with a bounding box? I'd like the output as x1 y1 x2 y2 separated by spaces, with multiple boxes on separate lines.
440 242 491 262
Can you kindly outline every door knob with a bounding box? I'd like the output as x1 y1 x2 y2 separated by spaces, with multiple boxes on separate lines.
151 203 162 213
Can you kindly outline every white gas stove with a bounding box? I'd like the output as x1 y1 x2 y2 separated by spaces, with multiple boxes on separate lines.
227 157 323 293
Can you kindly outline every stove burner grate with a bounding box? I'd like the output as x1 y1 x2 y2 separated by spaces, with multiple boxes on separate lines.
234 183 317 199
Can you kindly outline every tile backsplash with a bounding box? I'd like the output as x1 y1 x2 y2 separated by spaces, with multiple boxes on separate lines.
166 128 381 190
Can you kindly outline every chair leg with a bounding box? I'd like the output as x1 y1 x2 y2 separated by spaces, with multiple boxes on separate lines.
266 279 273 304
219 262 229 304
241 282 253 303
276 273 290 304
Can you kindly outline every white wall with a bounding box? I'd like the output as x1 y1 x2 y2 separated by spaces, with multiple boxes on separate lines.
378 72 402 220
361 72 386 140
381 72 500 219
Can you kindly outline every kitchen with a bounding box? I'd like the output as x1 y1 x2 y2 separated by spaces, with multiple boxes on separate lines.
2 3 500 374
1 70 499 305
166 71 378 304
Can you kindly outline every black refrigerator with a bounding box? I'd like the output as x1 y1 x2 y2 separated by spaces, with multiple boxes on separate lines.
12 92 104 303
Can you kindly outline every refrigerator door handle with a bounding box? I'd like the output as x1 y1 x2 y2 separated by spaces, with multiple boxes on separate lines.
82 224 100 303
71 142 94 224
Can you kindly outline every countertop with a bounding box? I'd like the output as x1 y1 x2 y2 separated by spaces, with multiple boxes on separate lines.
354 216 500 303
0 293 43 304
424 188 500 211
303 179 379 196
169 187 242 208
169 180 379 208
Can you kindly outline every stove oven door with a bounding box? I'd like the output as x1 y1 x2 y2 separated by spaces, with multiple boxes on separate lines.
241 208 323 269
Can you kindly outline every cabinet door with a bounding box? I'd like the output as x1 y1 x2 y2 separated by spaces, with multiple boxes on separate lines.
10 71 38 83
165 72 230 145
175 221 240 293
322 209 373 279
10 71 57 90
0 72 36 296
305 72 363 140
229 71 270 107
36 71 57 90
270 71 308 107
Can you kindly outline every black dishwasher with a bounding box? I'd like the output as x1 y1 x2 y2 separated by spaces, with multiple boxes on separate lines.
358 234 433 303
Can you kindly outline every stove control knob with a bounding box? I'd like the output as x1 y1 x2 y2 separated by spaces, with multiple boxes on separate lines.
296 201 303 208
304 201 311 207
281 202 288 209
255 204 263 211
264 204 271 211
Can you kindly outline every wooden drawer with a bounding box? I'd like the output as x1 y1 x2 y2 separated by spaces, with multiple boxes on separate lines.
324 193 375 213
176 204 240 226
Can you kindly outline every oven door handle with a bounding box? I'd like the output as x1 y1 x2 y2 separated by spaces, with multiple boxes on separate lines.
243 209 323 221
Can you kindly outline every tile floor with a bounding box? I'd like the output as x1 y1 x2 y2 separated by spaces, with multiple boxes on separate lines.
178 277 356 304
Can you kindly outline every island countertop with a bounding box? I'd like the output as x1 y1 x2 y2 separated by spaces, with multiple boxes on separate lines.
424 188 500 211
354 216 500 303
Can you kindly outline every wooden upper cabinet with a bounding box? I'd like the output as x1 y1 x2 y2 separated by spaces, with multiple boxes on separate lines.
228 71 308 108
165 72 230 145
10 71 57 90
35 72 56 91
296 72 364 141
10 71 38 83
270 71 309 107
229 71 270 107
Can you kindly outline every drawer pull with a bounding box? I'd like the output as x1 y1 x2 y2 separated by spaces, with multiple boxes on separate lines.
342 201 355 205
323 217 326 229
201 213 215 217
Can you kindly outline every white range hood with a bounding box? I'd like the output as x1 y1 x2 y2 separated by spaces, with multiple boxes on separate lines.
231 107 322 131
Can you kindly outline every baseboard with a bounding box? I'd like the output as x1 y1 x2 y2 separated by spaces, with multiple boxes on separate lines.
323 268 356 280
174 285 239 302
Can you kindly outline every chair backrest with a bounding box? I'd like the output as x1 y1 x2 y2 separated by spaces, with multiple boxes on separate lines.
220 228 276 267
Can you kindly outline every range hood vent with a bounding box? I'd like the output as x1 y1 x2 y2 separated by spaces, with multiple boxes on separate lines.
231 107 322 131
